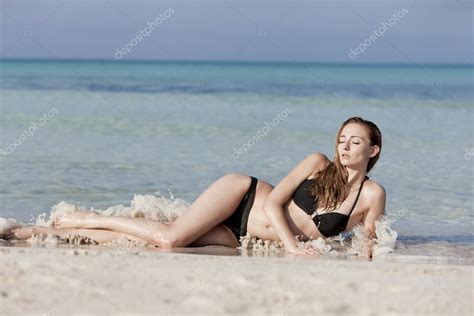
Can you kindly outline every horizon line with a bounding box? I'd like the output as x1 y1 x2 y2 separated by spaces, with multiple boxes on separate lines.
0 57 472 67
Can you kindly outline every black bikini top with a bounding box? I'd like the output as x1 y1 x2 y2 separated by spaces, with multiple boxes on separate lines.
291 176 368 238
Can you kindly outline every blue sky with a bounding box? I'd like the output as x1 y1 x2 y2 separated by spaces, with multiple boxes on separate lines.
0 0 472 63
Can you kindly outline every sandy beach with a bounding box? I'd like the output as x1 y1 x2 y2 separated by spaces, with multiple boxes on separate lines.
0 243 472 316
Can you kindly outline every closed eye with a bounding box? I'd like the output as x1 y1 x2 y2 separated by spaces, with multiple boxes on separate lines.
339 141 360 144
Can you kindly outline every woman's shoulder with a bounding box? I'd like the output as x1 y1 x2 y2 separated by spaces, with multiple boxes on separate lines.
306 152 330 165
306 152 331 178
361 178 386 217
363 178 386 200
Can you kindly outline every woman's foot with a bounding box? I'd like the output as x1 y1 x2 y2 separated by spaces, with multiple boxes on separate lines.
53 211 99 229
10 227 36 240
0 218 21 240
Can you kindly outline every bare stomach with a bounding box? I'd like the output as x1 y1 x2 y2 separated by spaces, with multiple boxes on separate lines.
246 179 321 242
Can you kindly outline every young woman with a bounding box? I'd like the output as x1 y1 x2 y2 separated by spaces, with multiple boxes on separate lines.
10 117 386 256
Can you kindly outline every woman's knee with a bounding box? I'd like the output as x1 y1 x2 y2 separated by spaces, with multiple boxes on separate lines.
142 224 175 248
221 172 241 181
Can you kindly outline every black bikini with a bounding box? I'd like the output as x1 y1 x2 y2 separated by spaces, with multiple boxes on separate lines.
223 176 258 241
291 176 368 238
222 174 367 242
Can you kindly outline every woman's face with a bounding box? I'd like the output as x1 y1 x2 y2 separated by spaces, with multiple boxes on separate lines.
337 123 377 169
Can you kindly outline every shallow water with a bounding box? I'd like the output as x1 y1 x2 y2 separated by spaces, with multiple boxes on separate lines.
0 60 472 261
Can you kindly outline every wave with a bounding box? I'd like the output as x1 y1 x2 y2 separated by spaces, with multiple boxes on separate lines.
1 77 472 100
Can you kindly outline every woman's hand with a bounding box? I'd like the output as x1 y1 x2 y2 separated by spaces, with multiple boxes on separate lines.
363 239 376 259
286 245 321 256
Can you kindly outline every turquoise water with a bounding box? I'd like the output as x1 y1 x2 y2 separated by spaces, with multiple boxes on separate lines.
0 60 472 248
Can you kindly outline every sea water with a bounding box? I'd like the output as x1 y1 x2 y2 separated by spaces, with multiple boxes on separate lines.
0 60 472 262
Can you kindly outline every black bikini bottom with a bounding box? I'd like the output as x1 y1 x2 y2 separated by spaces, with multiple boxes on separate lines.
222 176 258 241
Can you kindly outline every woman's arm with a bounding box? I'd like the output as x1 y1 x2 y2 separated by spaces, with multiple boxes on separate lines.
263 152 329 253
362 183 386 258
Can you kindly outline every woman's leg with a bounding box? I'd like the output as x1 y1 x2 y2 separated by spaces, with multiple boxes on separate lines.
54 212 172 246
12 225 238 248
54 173 253 248
12 226 144 244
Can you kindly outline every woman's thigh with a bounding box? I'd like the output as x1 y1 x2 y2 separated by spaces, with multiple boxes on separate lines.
168 173 251 247
189 224 240 248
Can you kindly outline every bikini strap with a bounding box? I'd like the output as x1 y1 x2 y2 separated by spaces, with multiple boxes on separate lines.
347 176 368 216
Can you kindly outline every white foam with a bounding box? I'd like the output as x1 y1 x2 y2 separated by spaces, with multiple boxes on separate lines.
33 192 190 229
306 237 332 254
347 216 398 257
101 192 189 222
0 218 21 238
239 215 399 258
